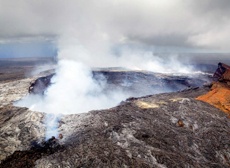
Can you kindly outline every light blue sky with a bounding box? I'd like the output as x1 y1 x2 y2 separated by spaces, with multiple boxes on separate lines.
0 41 57 58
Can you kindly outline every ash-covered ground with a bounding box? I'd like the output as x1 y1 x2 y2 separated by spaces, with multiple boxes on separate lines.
0 58 229 168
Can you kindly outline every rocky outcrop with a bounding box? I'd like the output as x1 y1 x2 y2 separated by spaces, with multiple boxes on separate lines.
197 82 230 117
0 106 45 162
0 78 34 107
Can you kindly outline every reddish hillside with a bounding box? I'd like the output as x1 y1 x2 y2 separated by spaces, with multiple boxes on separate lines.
197 82 230 117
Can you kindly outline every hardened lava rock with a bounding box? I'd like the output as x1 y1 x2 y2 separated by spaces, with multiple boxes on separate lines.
0 136 64 168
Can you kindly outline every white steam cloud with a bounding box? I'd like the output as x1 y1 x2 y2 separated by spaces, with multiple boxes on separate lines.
16 52 129 138
17 59 128 114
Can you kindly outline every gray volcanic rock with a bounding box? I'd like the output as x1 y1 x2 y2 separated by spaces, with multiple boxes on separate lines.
0 106 45 161
1 86 229 168
0 78 34 107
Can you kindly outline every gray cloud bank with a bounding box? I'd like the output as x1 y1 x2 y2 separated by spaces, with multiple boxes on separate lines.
0 0 230 52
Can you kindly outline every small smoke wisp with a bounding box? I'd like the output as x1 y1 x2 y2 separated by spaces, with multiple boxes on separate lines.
28 64 56 77
45 113 60 140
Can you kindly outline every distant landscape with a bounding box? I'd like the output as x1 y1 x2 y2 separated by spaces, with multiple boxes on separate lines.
0 57 56 82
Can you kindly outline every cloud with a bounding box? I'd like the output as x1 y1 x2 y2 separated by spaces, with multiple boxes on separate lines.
187 0 230 16
0 0 229 52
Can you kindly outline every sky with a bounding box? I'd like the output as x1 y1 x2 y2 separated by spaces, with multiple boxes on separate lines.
0 0 230 58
